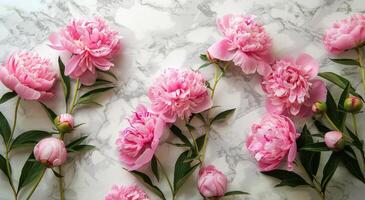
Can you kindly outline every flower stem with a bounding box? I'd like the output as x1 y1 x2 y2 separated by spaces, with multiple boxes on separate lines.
352 113 358 135
323 113 340 131
356 48 365 94
26 168 46 200
58 166 65 200
4 97 21 200
69 79 80 114
155 157 174 200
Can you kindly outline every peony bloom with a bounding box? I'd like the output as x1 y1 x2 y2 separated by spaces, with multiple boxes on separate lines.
262 53 326 117
116 105 165 171
208 14 273 76
246 114 300 171
324 131 344 150
105 185 149 200
54 113 75 133
198 165 228 198
323 14 365 54
34 137 67 167
49 17 120 85
0 51 56 100
148 68 212 123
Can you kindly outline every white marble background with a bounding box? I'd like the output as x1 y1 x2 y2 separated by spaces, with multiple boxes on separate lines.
0 0 365 199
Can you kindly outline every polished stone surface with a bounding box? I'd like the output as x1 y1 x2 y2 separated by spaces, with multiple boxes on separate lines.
0 0 365 199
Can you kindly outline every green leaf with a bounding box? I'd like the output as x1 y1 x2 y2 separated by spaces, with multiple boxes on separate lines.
345 127 365 158
195 134 206 152
166 142 190 147
18 154 46 192
224 191 249 196
262 169 309 187
58 57 71 104
313 118 331 134
329 58 360 66
130 170 166 200
0 91 17 104
77 87 114 105
39 102 57 125
0 154 11 180
301 142 331 152
321 152 341 192
51 168 63 178
66 136 88 148
200 54 208 61
337 83 350 129
341 149 365 184
151 155 159 181
195 113 206 124
11 130 51 150
325 90 341 128
210 108 236 124
0 112 11 145
169 125 193 149
199 62 211 70
84 79 113 87
174 150 199 195
297 125 321 179
98 69 118 81
319 72 363 100
67 144 95 153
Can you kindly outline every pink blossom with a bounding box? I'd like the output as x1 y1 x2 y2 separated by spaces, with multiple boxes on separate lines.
198 165 228 197
262 53 326 117
246 114 300 171
105 185 149 200
116 105 165 171
59 113 74 127
0 51 56 100
49 17 120 85
323 14 365 54
324 131 343 149
55 113 75 133
148 68 212 123
34 137 67 167
208 14 273 76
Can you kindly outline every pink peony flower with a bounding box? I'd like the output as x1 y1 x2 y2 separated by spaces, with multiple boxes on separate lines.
49 17 120 85
148 68 212 123
105 185 149 200
198 165 228 198
323 13 365 54
0 51 56 100
262 53 326 117
116 105 165 171
34 137 67 167
324 131 344 150
246 114 300 171
208 14 273 76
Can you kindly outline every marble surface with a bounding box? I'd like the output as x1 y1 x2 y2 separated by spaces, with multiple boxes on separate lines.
1 0 365 199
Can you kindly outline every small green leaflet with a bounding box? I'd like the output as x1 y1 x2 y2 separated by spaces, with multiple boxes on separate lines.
262 169 309 188
58 57 71 104
151 155 159 181
0 112 11 146
224 191 249 196
130 170 166 200
39 102 58 125
329 58 360 66
0 91 17 104
11 130 51 150
210 108 236 124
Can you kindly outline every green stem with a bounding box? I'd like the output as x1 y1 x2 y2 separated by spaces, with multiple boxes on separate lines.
25 168 46 200
295 159 326 200
200 124 211 166
186 126 201 162
352 113 358 135
58 166 65 200
5 97 21 200
69 79 80 114
155 157 174 200
323 113 340 131
356 48 365 94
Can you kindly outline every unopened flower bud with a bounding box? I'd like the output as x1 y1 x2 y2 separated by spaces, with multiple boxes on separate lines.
54 113 74 133
34 137 67 167
344 96 363 113
324 131 345 150
312 101 327 114
198 165 227 197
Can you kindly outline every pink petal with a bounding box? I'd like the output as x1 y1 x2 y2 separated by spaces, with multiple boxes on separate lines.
65 54 82 76
78 70 97 86
295 53 319 79
48 32 65 50
265 99 284 115
207 39 235 61
15 83 41 100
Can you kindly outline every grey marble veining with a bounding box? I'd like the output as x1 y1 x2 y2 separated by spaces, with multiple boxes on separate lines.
0 0 365 199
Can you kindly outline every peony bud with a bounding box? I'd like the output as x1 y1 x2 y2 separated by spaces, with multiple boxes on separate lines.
54 113 74 133
344 96 363 113
312 101 327 114
198 165 227 198
34 137 67 167
324 131 345 150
